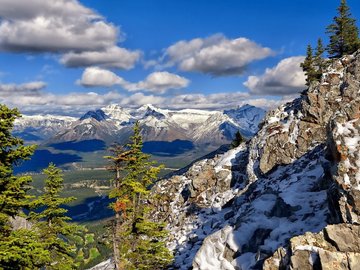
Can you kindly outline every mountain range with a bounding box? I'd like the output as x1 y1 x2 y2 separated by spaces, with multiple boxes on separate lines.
14 104 266 147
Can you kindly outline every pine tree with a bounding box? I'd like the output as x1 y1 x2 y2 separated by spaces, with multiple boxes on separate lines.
300 45 318 86
0 104 49 268
106 122 173 270
314 38 326 80
231 130 244 149
105 144 133 270
30 164 82 269
326 0 360 58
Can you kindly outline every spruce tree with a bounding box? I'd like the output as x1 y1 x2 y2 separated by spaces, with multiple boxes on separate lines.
314 38 326 80
0 104 49 268
106 122 173 270
105 144 133 270
326 0 360 58
30 164 82 270
300 45 317 86
231 130 244 149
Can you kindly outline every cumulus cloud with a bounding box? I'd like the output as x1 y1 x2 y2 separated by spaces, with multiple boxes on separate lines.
0 0 117 52
78 67 189 93
1 81 294 115
0 0 140 69
160 34 273 76
119 93 166 107
0 81 46 95
117 93 280 110
244 56 306 95
60 46 141 69
126 71 190 93
164 92 287 110
77 67 127 87
1 81 123 115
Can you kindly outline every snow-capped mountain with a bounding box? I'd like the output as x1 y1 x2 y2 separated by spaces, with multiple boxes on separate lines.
38 104 266 146
102 104 133 126
13 114 76 141
224 104 266 136
51 116 119 143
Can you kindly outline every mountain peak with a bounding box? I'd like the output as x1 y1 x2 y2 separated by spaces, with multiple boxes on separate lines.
79 109 107 122
102 104 124 111
137 104 160 112
136 104 168 119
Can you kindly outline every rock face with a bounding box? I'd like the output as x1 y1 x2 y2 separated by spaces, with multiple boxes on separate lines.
264 224 360 270
148 51 360 270
254 55 353 174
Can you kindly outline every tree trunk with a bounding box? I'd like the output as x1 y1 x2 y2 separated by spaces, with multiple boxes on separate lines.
113 168 122 270
113 211 122 270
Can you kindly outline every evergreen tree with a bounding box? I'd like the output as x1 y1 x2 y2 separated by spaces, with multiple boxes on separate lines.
300 45 318 86
231 130 244 149
314 38 326 80
30 164 82 270
105 144 133 270
0 104 49 269
326 0 360 58
106 122 173 270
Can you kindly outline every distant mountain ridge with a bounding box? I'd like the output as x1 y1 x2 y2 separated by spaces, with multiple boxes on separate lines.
13 114 77 141
14 104 266 147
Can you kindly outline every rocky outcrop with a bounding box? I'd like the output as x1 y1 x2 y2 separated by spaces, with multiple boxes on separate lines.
148 51 360 270
9 216 32 230
327 109 360 224
252 54 358 175
151 145 250 267
264 224 360 270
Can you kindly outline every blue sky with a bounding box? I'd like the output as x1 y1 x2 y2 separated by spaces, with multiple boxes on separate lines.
0 0 359 115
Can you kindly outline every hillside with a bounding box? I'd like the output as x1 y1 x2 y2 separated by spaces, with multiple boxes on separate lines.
139 51 360 269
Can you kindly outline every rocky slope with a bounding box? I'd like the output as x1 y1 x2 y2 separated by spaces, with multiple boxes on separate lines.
146 51 360 270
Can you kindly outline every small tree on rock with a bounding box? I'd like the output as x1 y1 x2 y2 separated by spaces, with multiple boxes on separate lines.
326 0 360 58
301 45 318 86
231 130 244 149
314 38 326 80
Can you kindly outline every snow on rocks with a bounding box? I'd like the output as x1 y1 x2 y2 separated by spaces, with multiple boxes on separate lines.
151 144 249 269
264 224 360 270
149 52 360 270
88 259 115 270
192 146 329 269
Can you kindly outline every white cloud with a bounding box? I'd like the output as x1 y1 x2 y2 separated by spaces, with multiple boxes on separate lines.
60 46 141 69
165 92 284 110
0 81 46 94
0 81 295 115
161 34 273 76
1 83 123 115
0 0 117 52
77 67 127 87
78 67 189 93
244 56 306 95
126 71 190 93
119 93 166 107
0 0 140 70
